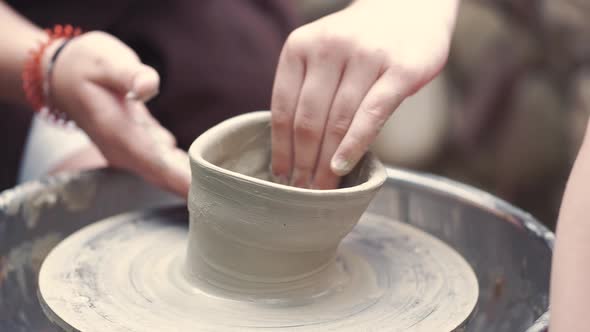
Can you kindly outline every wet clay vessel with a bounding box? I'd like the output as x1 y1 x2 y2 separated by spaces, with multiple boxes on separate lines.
185 111 387 292
37 111 479 331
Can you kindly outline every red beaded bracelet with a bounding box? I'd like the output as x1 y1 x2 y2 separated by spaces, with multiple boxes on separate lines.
22 24 82 122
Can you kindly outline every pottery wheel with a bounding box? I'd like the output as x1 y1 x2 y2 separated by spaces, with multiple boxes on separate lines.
38 206 478 332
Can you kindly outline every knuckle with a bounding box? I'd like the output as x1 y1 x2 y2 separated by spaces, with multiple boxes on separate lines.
314 44 334 61
313 34 348 60
285 28 308 52
350 45 379 63
329 120 349 139
294 115 321 142
385 56 420 82
371 48 390 63
327 112 353 138
271 108 292 132
334 93 356 112
271 91 291 113
297 93 316 112
288 27 306 43
363 107 389 129
345 131 366 152
315 44 336 61
317 32 347 49
350 48 370 64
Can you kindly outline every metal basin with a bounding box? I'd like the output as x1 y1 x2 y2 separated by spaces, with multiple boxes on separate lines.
0 168 552 332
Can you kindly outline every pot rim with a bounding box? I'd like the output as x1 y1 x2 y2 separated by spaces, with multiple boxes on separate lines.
188 111 388 196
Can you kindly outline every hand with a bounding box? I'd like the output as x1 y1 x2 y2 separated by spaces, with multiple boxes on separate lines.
49 145 108 175
271 0 459 189
47 31 190 197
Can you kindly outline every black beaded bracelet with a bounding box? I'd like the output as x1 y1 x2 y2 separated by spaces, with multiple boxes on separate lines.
42 37 75 124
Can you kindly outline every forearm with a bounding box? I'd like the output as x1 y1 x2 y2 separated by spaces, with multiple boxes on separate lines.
550 120 590 331
0 1 46 106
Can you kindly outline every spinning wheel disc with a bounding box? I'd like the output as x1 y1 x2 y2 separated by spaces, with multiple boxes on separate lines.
39 207 478 332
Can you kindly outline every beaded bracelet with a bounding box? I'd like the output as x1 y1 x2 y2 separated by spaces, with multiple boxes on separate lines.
22 24 82 123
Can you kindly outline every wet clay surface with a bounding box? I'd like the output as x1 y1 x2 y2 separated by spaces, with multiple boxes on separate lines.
38 206 478 332
185 111 387 285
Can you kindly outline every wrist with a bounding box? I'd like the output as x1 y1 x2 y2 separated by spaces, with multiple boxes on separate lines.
4 29 46 106
41 38 66 78
21 25 82 123
41 37 67 114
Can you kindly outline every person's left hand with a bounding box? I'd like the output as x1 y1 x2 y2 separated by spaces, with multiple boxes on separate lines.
271 0 459 189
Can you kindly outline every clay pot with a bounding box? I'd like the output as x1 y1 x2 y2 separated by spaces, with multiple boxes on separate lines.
185 111 386 291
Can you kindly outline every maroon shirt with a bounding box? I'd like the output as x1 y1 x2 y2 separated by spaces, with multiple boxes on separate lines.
1 0 298 190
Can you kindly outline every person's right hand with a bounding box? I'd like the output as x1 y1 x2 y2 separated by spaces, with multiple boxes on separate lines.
46 31 190 197
270 0 459 189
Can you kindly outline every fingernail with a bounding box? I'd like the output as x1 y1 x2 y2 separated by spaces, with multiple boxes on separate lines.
331 156 353 176
133 71 159 103
125 91 138 100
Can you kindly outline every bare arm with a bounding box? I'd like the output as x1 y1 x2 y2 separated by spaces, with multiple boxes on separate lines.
0 1 46 105
550 120 590 331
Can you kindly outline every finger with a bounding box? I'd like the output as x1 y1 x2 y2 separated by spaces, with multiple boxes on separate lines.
48 145 107 175
76 87 175 148
290 55 345 187
270 41 305 184
331 72 406 176
311 54 382 189
126 65 160 102
125 101 176 146
122 133 190 198
88 54 160 102
77 83 190 198
150 147 191 198
143 117 176 147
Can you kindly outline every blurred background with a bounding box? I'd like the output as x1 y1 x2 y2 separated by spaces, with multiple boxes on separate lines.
300 0 590 230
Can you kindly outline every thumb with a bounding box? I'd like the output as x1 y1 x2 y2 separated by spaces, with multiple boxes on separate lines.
90 57 160 102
